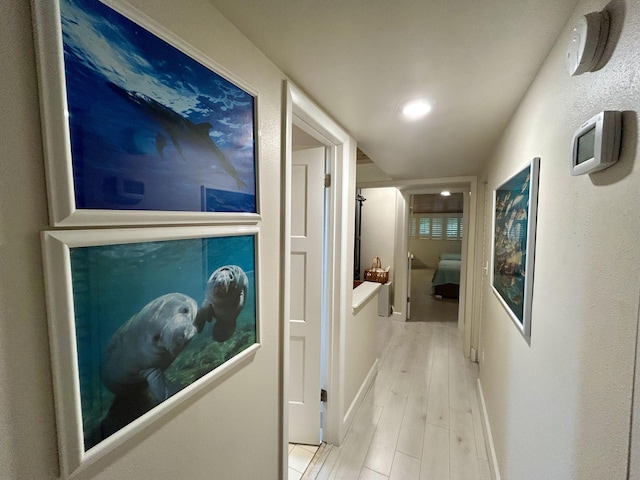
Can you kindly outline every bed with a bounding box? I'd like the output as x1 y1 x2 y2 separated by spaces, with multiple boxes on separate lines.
431 253 461 299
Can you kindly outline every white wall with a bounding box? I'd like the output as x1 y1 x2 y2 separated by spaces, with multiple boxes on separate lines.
359 188 397 279
344 290 379 418
478 1 640 478
409 238 462 268
0 0 285 478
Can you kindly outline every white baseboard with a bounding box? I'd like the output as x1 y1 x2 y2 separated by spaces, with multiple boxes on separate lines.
477 378 501 480
341 359 378 443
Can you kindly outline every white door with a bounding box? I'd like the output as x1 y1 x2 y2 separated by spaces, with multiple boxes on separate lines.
407 252 413 320
289 146 324 445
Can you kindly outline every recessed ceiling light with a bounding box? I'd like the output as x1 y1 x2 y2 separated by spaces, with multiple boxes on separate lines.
399 99 432 120
440 191 451 196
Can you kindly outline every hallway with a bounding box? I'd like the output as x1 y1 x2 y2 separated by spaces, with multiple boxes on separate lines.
303 301 491 479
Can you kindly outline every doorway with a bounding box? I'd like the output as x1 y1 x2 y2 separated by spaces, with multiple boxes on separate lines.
354 178 480 360
282 80 356 476
407 192 465 325
352 180 480 358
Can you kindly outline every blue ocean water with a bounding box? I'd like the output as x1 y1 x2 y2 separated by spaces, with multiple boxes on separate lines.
70 235 257 450
493 166 531 324
60 0 256 213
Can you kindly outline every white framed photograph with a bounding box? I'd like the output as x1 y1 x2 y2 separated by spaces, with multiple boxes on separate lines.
41 225 260 476
32 0 260 226
491 157 540 342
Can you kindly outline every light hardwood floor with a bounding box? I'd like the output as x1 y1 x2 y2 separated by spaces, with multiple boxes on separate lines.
303 275 490 480
408 268 458 322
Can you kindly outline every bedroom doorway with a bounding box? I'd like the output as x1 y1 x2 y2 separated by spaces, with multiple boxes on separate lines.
407 192 465 324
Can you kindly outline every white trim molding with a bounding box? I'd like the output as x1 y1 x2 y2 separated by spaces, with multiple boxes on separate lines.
477 378 501 480
282 80 357 473
343 360 378 430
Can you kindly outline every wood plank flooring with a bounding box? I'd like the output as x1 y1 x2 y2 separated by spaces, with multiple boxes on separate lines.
304 282 490 480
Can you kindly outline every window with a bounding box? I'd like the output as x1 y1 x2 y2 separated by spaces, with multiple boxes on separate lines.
410 214 463 240
432 217 443 238
419 217 430 236
446 217 462 240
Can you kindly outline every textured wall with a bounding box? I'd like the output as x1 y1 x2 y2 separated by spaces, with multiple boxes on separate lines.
478 0 640 478
409 239 462 269
345 290 379 415
0 0 285 478
359 188 397 280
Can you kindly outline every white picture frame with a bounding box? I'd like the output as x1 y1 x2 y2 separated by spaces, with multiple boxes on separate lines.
32 0 260 227
490 157 540 342
41 225 260 477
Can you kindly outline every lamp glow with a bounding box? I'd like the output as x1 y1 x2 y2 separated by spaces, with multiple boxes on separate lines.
400 99 432 120
440 191 451 196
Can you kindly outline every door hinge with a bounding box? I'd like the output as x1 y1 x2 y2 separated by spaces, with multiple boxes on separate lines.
320 389 328 403
407 296 410 303
324 174 331 188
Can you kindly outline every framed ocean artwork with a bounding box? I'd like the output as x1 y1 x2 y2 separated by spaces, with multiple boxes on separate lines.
32 0 259 226
41 226 260 477
491 157 540 342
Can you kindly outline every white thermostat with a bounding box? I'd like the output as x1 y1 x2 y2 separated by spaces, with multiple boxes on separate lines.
566 11 610 76
571 111 621 175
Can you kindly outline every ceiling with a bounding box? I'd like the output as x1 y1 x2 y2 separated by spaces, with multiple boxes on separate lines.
209 0 579 180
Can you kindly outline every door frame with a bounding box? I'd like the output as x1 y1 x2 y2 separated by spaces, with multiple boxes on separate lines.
282 81 355 471
358 177 481 360
405 187 469 331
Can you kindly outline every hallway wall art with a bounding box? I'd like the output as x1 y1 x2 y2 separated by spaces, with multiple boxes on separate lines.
33 0 259 227
491 157 540 342
41 226 260 477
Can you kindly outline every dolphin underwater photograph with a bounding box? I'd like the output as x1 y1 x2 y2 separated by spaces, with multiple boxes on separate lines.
70 234 257 451
59 0 256 213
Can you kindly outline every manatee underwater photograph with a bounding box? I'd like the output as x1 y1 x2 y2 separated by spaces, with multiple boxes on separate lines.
70 234 257 451
59 0 256 213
